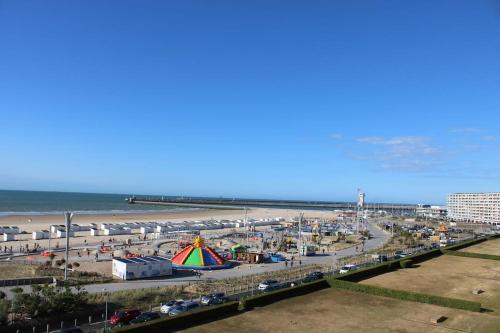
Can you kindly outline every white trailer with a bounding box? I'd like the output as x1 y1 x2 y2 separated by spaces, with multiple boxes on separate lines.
32 230 49 240
51 225 65 233
112 256 172 280
104 228 132 236
56 230 75 238
3 233 14 241
140 227 154 234
2 226 19 234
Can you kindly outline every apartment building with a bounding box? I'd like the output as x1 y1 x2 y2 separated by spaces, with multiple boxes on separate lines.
447 192 500 224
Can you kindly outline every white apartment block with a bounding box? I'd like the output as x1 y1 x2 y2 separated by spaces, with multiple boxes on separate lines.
447 193 500 224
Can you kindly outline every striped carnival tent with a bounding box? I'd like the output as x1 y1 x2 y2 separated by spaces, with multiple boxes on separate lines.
171 236 231 270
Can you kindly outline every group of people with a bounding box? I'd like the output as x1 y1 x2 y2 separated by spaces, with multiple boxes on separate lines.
1 242 43 254
1 245 13 253
284 257 302 267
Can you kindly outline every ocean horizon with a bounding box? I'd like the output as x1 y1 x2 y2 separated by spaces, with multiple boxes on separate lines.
0 190 195 216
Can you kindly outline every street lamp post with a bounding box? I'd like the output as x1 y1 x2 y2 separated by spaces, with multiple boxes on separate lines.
103 288 108 332
63 212 74 281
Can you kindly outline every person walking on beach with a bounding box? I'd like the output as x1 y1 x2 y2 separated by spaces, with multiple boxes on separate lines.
285 261 288 267
95 252 99 262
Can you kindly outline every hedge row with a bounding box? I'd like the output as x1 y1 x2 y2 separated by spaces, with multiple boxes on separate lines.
443 250 500 261
242 279 329 309
406 248 442 264
112 301 240 333
399 259 413 268
327 279 482 312
444 237 487 251
335 260 399 282
337 249 442 282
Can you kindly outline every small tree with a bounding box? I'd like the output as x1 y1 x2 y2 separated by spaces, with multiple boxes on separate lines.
0 299 8 324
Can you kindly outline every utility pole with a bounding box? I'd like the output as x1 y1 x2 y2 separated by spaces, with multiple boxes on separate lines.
63 212 73 281
48 228 52 254
103 288 108 332
298 212 303 260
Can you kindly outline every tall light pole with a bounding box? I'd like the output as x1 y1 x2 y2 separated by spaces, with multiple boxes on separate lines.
298 212 303 260
103 288 108 332
63 212 74 281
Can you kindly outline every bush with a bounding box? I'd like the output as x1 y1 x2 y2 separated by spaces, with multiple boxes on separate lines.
443 250 500 261
241 279 329 309
400 259 413 268
327 279 481 312
0 299 8 325
112 301 240 333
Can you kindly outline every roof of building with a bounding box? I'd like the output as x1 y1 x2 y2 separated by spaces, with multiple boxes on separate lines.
113 256 170 264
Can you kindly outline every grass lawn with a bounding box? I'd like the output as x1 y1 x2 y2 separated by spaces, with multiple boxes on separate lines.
0 263 39 279
361 255 500 314
459 239 500 256
181 288 500 333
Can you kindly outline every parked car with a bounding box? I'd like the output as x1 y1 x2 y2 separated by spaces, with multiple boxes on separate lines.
160 300 185 314
339 264 356 274
110 309 141 325
54 328 83 333
258 279 280 291
302 271 324 283
129 311 160 324
201 292 226 306
394 250 405 259
169 301 200 316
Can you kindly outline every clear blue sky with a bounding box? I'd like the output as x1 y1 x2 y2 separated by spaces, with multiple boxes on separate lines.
1 1 499 204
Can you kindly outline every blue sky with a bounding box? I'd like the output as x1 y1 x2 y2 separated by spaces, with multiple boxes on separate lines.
0 1 499 204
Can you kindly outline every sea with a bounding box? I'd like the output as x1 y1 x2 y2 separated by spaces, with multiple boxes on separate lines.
0 190 190 216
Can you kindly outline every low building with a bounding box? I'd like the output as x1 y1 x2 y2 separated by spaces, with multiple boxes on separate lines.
416 204 447 219
56 230 75 238
32 230 50 240
112 256 172 280
3 233 14 241
1 226 19 234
